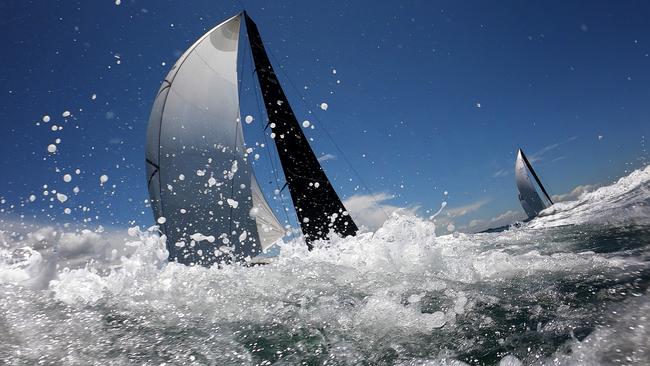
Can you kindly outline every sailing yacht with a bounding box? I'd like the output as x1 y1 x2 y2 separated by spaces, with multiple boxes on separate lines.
145 12 358 266
515 148 553 219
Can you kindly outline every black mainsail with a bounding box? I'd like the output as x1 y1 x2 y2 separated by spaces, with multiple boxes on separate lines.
244 13 358 248
515 148 553 219
145 13 358 266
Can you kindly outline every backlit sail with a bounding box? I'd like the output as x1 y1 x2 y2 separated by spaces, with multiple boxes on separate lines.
515 149 553 219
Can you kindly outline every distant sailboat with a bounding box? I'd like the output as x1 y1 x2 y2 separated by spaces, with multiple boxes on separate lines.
515 148 553 219
145 12 358 266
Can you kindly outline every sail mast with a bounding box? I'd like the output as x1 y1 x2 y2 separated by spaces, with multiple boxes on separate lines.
243 12 358 248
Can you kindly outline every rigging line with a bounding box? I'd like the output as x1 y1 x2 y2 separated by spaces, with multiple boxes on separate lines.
248 33 296 240
259 89 296 233
227 23 249 239
252 69 280 184
251 50 281 193
257 77 297 240
263 49 390 220
260 119 296 240
236 22 247 115
245 26 279 185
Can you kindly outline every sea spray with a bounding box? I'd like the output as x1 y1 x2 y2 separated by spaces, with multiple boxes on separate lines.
0 165 650 364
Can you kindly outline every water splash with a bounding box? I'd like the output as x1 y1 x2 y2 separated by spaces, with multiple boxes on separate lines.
1 165 650 364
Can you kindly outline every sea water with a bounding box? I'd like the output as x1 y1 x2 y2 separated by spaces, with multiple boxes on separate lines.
1 166 649 365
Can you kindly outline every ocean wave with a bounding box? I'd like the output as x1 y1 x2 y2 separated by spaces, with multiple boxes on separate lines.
1 166 650 365
531 165 650 229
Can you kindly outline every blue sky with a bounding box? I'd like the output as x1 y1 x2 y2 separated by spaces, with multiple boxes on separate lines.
1 0 649 233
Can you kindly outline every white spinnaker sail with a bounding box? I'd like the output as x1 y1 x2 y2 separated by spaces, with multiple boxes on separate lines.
145 14 283 264
250 174 285 250
515 149 548 219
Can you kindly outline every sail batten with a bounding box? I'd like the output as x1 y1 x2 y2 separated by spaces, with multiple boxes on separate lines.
243 13 358 247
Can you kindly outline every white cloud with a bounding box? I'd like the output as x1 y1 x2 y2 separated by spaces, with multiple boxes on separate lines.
551 184 599 203
58 230 104 258
465 210 527 232
429 199 492 234
529 143 560 163
529 136 578 163
493 169 509 178
343 192 417 231
0 217 135 289
446 199 491 218
317 153 336 162
0 216 132 269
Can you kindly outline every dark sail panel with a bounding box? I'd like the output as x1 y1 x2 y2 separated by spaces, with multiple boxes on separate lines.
244 13 358 248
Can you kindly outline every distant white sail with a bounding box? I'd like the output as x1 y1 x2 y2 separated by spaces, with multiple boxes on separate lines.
515 149 552 219
145 14 282 265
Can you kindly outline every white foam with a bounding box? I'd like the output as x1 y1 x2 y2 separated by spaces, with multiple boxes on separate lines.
543 290 650 365
1 165 649 364
530 165 650 229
